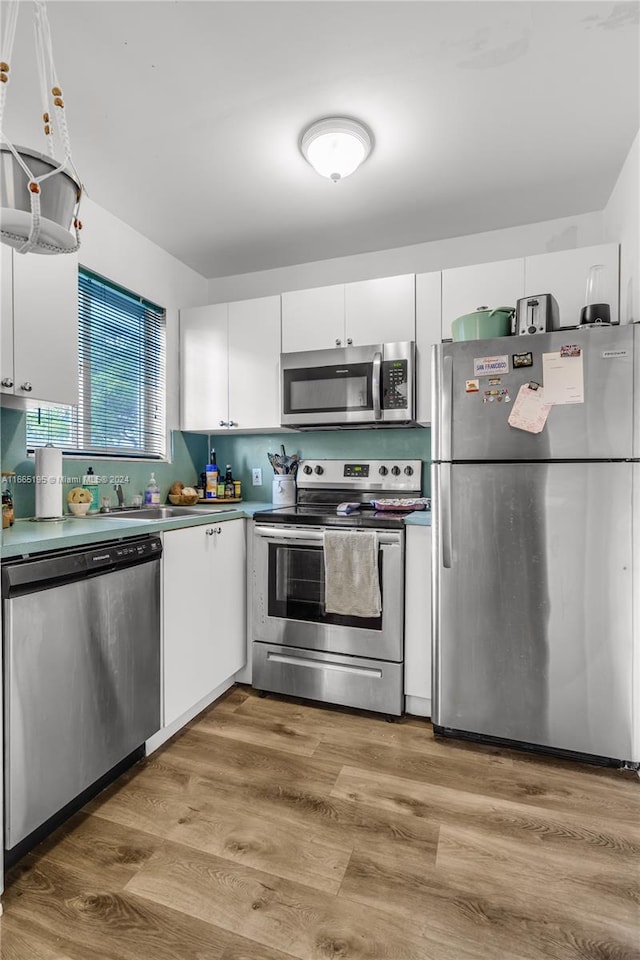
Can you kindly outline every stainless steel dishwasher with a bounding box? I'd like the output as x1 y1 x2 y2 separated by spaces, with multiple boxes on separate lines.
2 535 162 858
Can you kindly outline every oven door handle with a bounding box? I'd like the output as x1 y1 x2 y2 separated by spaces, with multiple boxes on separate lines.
254 525 402 546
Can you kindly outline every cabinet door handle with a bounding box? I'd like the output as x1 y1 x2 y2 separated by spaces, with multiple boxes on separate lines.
346 338 353 345
228 420 237 428
20 382 33 392
335 338 342 347
219 420 228 427
1 377 13 388
206 526 222 536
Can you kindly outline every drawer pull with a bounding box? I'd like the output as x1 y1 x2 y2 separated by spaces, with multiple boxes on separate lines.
266 651 382 678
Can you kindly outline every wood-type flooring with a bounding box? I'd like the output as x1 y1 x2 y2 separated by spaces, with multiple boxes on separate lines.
1 685 638 959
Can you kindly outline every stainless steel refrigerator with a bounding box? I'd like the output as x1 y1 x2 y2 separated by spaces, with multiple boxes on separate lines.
432 324 639 766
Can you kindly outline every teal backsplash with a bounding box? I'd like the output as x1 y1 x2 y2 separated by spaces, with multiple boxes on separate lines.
1 408 431 514
209 427 431 502
1 407 208 518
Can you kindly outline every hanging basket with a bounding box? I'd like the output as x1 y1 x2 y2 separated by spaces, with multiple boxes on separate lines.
0 144 81 253
0 1 84 255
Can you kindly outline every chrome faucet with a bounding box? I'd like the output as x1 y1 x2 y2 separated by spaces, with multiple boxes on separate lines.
114 484 125 508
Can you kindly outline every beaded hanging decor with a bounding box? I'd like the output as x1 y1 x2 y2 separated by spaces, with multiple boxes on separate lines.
0 0 84 254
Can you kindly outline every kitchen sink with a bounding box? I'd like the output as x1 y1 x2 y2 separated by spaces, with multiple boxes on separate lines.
100 506 229 520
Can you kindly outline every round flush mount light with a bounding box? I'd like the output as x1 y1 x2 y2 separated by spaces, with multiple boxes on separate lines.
300 117 373 182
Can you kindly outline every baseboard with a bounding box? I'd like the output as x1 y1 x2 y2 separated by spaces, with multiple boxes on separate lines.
405 695 432 718
145 677 236 754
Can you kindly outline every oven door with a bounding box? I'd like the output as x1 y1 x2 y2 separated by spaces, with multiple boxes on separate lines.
252 525 404 660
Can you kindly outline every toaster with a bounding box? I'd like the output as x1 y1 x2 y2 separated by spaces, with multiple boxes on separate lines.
514 293 560 335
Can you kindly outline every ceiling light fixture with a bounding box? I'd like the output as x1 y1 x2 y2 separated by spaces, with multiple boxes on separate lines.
300 117 373 182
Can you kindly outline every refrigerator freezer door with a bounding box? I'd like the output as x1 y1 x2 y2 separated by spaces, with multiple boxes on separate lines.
432 461 633 761
433 325 638 462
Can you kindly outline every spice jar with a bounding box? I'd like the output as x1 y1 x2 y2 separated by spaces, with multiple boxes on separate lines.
2 472 15 528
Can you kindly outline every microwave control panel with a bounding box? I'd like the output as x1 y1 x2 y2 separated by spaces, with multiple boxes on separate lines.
382 359 409 409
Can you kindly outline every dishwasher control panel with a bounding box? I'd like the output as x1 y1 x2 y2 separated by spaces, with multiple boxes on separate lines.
2 535 162 596
89 537 162 569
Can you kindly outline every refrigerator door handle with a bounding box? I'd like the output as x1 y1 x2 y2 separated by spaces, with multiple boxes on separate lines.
441 354 453 461
441 462 452 569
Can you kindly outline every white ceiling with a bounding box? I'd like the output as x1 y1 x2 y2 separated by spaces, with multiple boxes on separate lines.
3 1 639 278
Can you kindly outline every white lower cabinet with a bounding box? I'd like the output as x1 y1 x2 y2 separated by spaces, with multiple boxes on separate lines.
163 520 246 727
404 524 432 717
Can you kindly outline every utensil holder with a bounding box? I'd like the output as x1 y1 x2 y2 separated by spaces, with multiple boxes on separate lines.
272 476 296 506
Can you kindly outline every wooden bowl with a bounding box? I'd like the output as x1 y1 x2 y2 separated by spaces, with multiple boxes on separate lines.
168 493 199 506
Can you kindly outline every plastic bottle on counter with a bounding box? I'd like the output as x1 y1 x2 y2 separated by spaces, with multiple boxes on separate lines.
82 466 100 513
145 472 160 505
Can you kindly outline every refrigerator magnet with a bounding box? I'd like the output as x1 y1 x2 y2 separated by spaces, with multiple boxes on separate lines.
473 355 509 377
560 344 581 358
513 352 533 368
465 379 480 393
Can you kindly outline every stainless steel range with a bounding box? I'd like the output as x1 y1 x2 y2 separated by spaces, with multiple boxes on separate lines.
251 458 422 716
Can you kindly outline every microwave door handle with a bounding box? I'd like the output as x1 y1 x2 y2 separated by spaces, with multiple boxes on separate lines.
372 351 383 420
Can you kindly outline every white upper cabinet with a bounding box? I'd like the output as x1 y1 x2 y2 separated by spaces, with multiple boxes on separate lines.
441 258 524 341
345 274 415 345
1 249 79 406
228 295 281 430
180 296 282 432
1 245 14 395
524 243 620 328
281 275 416 353
180 303 228 431
281 284 344 352
415 271 442 424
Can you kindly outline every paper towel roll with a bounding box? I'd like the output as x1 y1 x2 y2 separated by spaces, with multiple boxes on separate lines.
35 446 63 519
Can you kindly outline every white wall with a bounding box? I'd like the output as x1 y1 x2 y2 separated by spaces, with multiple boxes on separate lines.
79 197 208 431
604 130 639 326
207 211 603 303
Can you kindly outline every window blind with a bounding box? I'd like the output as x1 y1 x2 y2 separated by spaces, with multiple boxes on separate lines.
27 267 167 459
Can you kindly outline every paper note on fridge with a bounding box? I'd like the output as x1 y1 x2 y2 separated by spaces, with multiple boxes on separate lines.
508 383 552 434
542 352 584 405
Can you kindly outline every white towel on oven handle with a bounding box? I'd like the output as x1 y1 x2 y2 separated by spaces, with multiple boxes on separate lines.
323 529 381 618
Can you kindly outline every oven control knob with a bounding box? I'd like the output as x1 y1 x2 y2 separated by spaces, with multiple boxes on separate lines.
303 465 313 475
391 466 401 476
314 465 324 475
404 466 414 476
378 466 388 476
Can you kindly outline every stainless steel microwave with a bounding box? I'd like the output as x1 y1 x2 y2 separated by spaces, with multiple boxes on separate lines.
280 341 415 429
